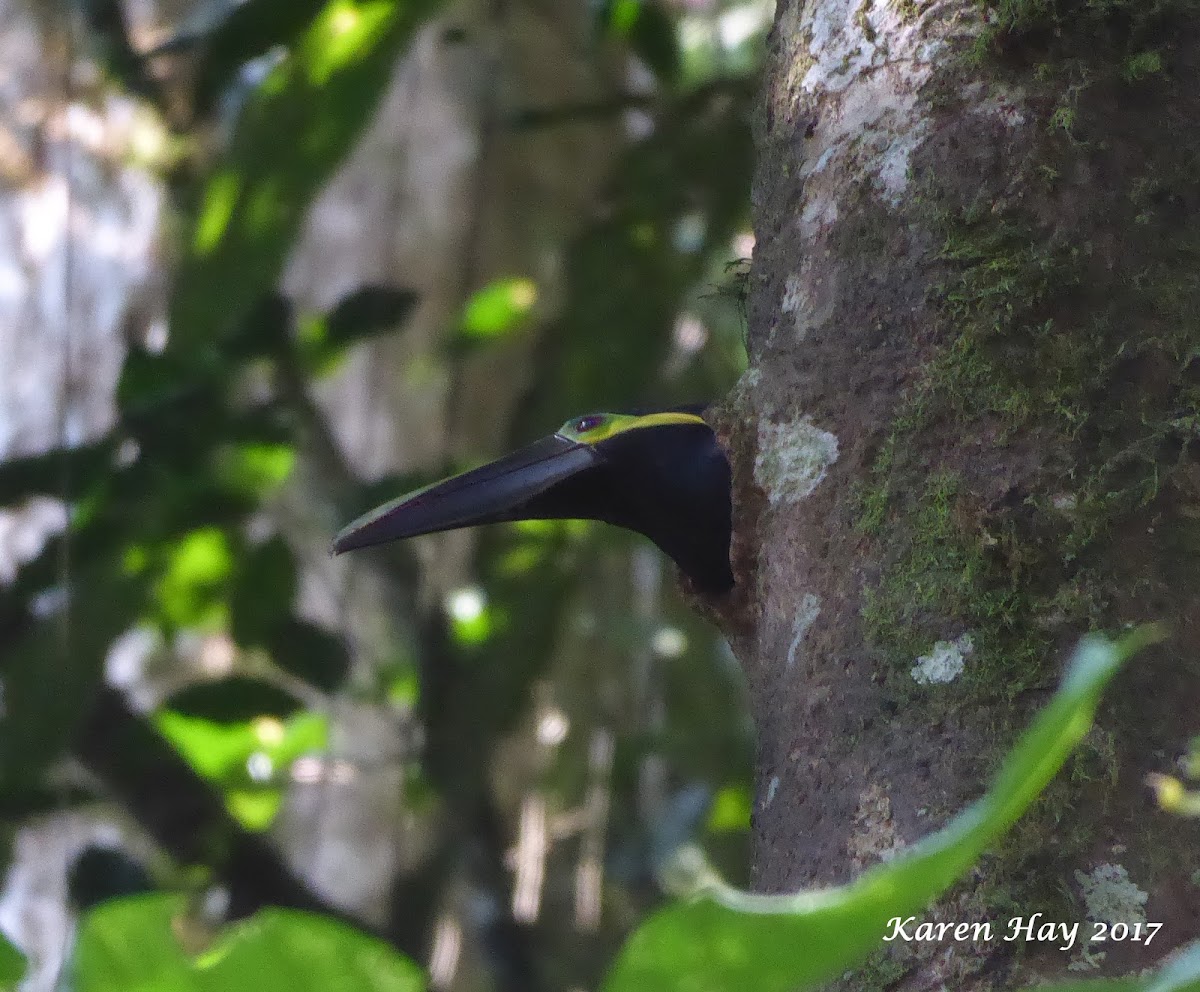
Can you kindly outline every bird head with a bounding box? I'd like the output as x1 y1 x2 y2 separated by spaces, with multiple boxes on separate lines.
334 408 734 594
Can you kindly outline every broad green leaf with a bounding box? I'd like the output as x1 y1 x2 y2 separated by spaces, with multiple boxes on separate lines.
170 0 442 351
0 935 24 992
198 909 425 991
73 895 196 992
604 629 1164 992
73 897 426 992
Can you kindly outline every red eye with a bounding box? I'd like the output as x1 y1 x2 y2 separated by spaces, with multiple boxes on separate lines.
574 415 603 433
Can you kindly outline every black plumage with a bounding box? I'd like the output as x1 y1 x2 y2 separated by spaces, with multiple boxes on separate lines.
334 411 733 594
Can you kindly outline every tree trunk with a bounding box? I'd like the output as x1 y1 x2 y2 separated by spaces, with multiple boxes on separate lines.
726 0 1200 984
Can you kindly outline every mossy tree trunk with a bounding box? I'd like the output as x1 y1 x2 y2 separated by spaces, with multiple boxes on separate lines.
721 0 1200 984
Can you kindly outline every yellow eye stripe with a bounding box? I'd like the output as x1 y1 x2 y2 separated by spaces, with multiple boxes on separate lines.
557 411 708 444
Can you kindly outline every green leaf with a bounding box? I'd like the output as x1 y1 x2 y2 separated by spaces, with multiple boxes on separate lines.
214 442 297 500
155 528 235 630
0 934 24 992
705 785 752 834
73 894 197 992
324 285 419 345
169 0 443 351
73 896 427 992
459 278 538 340
198 909 425 991
603 629 1164 992
155 710 327 830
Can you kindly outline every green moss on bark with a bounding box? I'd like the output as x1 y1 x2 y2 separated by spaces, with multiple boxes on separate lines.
846 1 1200 957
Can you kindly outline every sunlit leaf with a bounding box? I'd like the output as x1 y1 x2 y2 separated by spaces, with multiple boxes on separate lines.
445 586 494 645
155 710 327 830
604 629 1163 992
155 528 234 629
705 785 752 834
215 443 297 499
226 789 285 832
170 0 443 351
459 278 538 340
387 671 419 708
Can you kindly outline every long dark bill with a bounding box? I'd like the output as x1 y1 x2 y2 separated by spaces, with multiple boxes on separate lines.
333 434 599 555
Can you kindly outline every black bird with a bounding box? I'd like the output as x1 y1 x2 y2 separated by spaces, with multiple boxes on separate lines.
334 409 734 594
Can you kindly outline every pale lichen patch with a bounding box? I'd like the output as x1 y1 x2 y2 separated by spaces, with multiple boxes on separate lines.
754 417 840 505
786 593 822 667
1068 863 1149 971
772 0 979 236
780 274 816 341
911 633 974 684
1074 863 1149 925
792 0 957 206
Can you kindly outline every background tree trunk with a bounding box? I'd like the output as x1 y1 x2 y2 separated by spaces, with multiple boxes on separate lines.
731 0 1200 984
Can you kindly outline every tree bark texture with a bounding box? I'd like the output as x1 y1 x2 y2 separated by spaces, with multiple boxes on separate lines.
726 0 1200 984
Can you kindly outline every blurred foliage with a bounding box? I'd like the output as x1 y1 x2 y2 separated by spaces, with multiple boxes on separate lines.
2 0 754 990
34 630 1200 992
170 0 440 351
73 896 424 992
0 936 22 992
157 710 328 829
459 278 538 342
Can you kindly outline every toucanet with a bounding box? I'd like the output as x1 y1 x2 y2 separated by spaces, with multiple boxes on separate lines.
333 408 734 594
